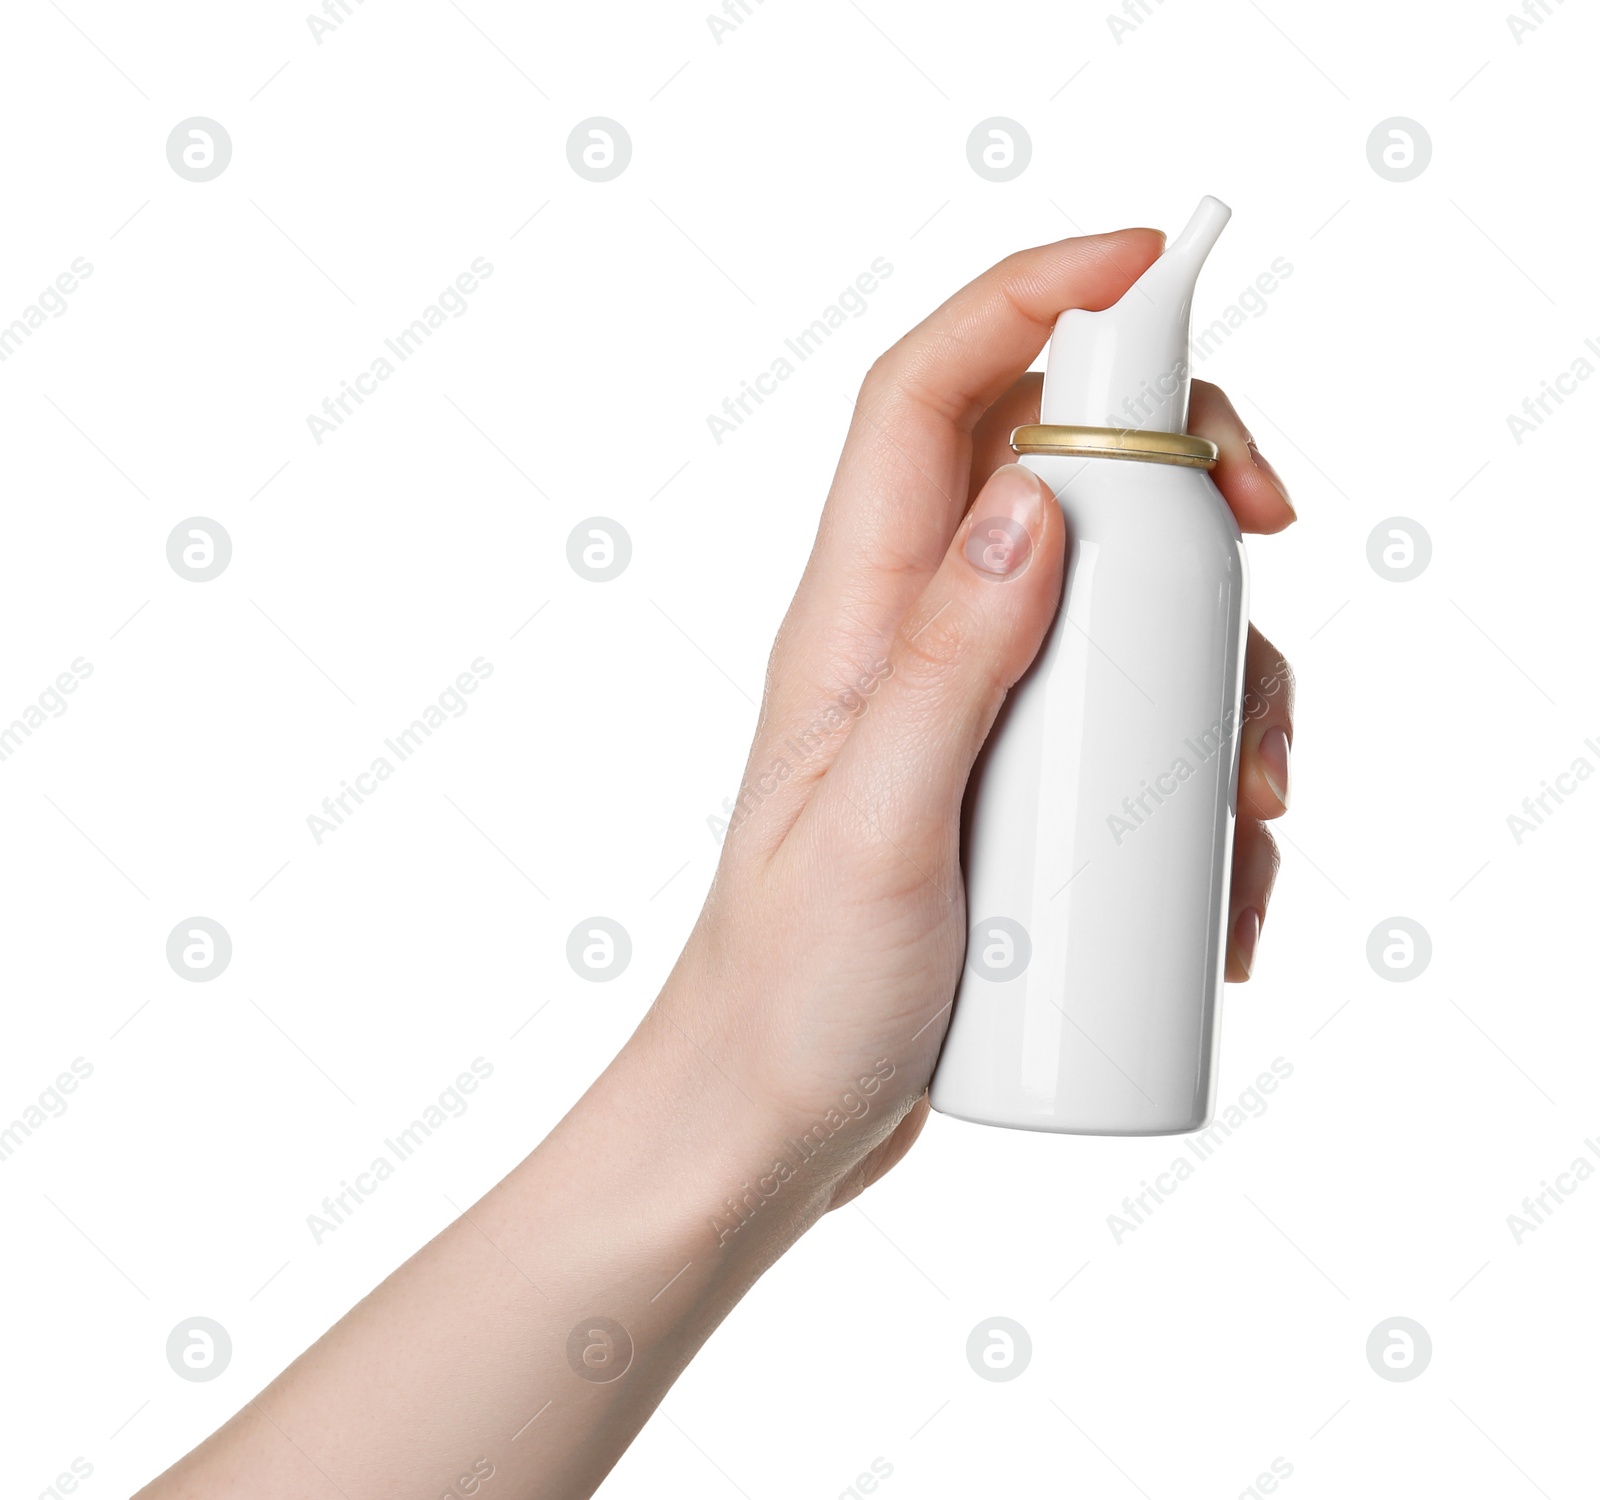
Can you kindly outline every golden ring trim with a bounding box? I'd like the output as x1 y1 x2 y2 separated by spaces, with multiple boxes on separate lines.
1009 425 1219 470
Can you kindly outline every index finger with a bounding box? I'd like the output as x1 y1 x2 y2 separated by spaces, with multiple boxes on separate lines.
781 229 1167 674
869 228 1167 430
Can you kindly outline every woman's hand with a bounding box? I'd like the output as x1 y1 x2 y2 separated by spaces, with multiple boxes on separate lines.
139 225 1298 1500
647 226 1298 1211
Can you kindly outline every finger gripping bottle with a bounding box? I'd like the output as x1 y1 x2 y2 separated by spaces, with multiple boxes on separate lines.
930 197 1249 1136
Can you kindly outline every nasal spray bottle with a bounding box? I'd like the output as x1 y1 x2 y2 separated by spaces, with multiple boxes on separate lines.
929 197 1248 1136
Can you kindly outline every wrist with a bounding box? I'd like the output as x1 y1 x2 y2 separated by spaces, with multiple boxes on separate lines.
601 962 916 1261
595 998 838 1279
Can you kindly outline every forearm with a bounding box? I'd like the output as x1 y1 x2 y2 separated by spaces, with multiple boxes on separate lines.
138 984 835 1500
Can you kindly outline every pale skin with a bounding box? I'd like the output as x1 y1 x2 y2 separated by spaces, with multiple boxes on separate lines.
140 226 1296 1499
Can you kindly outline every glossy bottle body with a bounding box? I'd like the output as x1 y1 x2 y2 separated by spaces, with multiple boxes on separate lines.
930 453 1249 1135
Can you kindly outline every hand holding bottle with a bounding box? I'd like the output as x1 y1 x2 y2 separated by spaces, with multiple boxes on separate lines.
140 223 1298 1500
656 219 1298 1178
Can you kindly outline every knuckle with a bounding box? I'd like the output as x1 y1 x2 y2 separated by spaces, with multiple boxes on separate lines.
859 353 892 401
1242 819 1282 891
894 597 970 680
859 349 909 408
1259 821 1281 874
860 340 974 431
1243 641 1296 724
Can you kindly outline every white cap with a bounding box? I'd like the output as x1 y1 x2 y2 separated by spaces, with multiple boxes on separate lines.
1039 196 1231 435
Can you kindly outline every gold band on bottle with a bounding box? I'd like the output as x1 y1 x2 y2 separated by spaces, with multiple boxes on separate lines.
1009 425 1219 470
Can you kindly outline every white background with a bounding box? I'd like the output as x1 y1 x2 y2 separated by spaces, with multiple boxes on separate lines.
3 0 1597 1495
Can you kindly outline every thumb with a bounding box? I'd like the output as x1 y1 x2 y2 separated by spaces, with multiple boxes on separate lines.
812 463 1064 863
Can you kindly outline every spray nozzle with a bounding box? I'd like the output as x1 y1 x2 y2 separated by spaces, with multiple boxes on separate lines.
1039 195 1232 436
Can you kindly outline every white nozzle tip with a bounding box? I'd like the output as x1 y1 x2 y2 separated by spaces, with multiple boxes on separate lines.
1039 195 1233 433
1169 196 1232 259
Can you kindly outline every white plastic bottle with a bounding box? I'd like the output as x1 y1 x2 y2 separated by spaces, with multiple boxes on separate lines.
929 196 1249 1136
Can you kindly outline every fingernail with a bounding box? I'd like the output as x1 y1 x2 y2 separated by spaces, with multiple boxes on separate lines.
1246 438 1296 518
964 465 1040 580
1233 907 1262 979
1258 725 1291 811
